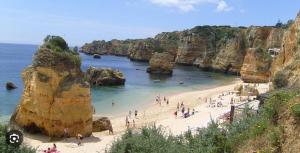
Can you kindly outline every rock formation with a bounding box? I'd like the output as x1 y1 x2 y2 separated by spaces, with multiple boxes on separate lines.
81 13 300 84
272 11 300 87
6 82 17 90
92 117 113 133
12 36 93 137
86 67 125 86
147 52 175 75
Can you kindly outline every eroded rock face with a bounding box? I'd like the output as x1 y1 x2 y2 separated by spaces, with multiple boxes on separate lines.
147 52 175 75
12 36 93 137
92 117 113 133
271 12 300 87
240 27 284 83
128 38 157 61
240 48 272 83
86 67 125 86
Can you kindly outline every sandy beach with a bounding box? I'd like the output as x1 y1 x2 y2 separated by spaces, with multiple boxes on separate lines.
23 78 262 153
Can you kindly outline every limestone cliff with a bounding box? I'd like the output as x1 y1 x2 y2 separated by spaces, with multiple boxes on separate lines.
12 36 93 137
81 22 288 82
147 52 175 75
240 27 284 82
272 12 300 87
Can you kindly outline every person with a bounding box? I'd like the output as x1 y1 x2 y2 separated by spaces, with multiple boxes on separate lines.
112 100 115 107
174 111 177 118
164 96 166 102
181 107 185 116
135 110 138 118
192 109 195 115
181 101 184 108
166 99 169 105
133 119 135 128
50 144 57 152
63 128 69 140
177 102 180 110
129 110 132 118
77 134 83 146
125 116 129 127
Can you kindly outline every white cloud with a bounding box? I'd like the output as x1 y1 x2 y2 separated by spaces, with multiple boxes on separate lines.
148 0 233 12
216 0 233 12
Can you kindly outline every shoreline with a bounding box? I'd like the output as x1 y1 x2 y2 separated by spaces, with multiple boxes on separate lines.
23 78 243 153
94 77 239 119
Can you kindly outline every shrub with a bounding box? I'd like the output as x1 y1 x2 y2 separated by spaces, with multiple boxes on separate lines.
291 104 300 119
44 35 69 51
273 72 288 89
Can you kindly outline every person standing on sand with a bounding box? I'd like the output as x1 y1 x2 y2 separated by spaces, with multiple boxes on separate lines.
177 102 180 110
63 128 69 140
129 110 132 118
133 119 135 128
181 102 184 108
181 107 185 116
77 134 83 146
174 111 177 118
125 116 129 127
166 99 169 105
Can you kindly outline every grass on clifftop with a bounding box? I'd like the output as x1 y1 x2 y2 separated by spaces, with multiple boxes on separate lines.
0 124 36 153
33 35 81 68
109 90 300 153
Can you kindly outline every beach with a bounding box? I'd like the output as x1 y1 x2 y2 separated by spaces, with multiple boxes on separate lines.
22 78 263 153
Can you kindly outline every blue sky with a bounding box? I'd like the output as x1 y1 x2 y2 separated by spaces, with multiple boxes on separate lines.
0 0 299 46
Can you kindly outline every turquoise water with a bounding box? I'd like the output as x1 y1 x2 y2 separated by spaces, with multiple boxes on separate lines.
0 43 236 120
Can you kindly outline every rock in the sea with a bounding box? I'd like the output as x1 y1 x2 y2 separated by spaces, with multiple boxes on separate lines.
93 54 101 59
6 82 17 90
92 117 113 134
11 35 93 137
86 66 125 86
147 52 175 75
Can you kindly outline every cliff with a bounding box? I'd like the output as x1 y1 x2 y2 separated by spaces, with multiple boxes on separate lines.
12 36 93 137
81 17 296 83
272 12 300 87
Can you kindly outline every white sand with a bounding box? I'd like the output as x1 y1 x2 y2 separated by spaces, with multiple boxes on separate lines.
24 79 270 153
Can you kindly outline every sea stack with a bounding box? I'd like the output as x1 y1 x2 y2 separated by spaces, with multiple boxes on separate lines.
11 35 93 137
86 66 125 86
147 52 175 75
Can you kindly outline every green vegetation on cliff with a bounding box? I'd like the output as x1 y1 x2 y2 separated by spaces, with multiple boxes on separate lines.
33 35 81 69
109 90 300 153
0 124 36 153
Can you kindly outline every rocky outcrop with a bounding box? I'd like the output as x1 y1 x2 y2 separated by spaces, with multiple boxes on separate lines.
128 38 158 61
147 52 175 75
92 117 113 133
93 54 101 59
12 36 93 137
240 48 272 83
86 67 125 86
272 12 300 87
6 82 17 90
240 26 284 82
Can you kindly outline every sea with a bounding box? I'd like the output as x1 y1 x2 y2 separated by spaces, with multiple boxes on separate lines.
0 43 236 121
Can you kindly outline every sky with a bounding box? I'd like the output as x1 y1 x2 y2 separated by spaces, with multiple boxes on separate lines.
0 0 299 46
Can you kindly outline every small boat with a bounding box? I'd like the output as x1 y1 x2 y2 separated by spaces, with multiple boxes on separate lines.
179 81 184 85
